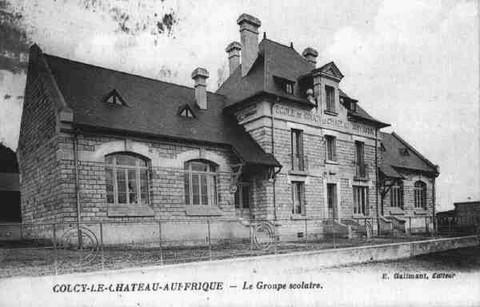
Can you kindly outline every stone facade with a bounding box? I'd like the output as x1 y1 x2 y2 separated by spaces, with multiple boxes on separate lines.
381 171 435 233
18 13 439 244
237 93 381 233
56 133 242 223
17 53 62 225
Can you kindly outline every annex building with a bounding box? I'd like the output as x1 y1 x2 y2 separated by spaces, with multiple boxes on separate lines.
18 14 439 243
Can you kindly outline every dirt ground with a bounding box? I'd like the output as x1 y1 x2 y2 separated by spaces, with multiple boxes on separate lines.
0 234 458 278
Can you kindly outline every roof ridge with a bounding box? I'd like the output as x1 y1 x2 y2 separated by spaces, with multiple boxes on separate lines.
44 53 226 98
391 131 439 173
260 38 314 67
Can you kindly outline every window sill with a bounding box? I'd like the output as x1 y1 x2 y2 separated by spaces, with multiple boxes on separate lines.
288 170 308 176
107 204 155 217
324 110 338 116
185 206 223 216
290 215 307 220
352 214 367 219
353 175 369 182
414 209 428 215
388 207 405 215
325 160 339 165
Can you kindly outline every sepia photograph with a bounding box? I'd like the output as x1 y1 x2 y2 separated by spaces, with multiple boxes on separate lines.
0 0 479 306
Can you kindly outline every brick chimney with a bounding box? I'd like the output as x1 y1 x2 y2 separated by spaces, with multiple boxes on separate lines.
302 47 319 67
191 68 209 110
225 41 241 75
237 13 261 77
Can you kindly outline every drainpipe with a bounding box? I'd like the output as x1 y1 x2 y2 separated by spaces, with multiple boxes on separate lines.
73 132 82 247
432 177 436 235
375 128 380 234
271 98 278 221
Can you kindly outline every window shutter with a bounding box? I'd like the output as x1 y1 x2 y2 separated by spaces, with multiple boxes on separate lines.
333 137 337 161
291 131 295 168
291 184 296 214
300 183 306 215
298 131 304 170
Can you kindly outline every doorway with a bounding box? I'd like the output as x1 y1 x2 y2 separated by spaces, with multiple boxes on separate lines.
327 183 338 220
235 183 251 219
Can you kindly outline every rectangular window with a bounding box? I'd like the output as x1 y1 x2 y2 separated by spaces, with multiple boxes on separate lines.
355 141 366 177
414 182 427 209
105 154 150 205
234 184 250 209
327 183 337 219
184 160 218 206
285 82 294 94
291 129 305 171
292 182 305 215
325 135 337 162
353 186 369 215
391 183 404 209
325 85 335 112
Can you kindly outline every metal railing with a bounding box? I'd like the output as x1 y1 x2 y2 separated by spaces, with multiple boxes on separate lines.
0 215 477 278
292 155 307 171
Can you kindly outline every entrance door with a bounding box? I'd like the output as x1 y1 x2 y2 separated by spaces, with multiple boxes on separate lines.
327 183 338 220
235 183 251 219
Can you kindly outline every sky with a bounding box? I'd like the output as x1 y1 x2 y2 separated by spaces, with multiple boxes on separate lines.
0 0 478 210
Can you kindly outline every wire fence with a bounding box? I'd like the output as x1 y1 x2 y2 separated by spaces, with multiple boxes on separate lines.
0 215 478 278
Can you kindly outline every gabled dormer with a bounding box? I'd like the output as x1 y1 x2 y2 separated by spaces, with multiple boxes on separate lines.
312 62 344 116
316 62 344 82
177 104 196 119
104 89 127 106
273 76 296 96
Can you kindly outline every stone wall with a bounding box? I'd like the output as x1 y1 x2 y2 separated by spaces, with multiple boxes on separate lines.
239 98 381 223
383 171 435 217
57 133 246 223
17 58 62 224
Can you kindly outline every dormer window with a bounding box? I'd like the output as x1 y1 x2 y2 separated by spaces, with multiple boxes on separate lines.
325 85 336 114
285 82 294 95
399 147 410 156
273 76 295 95
104 89 127 106
350 101 357 112
178 104 196 118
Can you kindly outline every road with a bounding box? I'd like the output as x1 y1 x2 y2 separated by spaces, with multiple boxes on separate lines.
323 245 480 273
1 246 479 306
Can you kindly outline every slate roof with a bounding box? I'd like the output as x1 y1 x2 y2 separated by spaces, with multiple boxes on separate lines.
217 38 388 127
348 104 390 128
38 49 279 167
378 163 403 179
217 39 314 107
380 132 438 176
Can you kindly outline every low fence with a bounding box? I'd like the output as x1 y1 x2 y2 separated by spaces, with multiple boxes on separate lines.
0 215 477 278
436 215 480 236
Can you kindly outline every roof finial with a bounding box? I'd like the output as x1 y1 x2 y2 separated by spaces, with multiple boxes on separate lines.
263 32 266 39
290 42 294 48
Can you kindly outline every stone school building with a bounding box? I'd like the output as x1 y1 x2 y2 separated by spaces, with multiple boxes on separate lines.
18 14 439 243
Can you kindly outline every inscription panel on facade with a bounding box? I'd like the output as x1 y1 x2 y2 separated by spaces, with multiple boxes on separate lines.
273 105 375 137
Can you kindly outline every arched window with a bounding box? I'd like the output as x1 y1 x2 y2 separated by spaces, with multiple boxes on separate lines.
391 181 404 209
184 160 218 206
105 153 149 205
414 181 427 209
